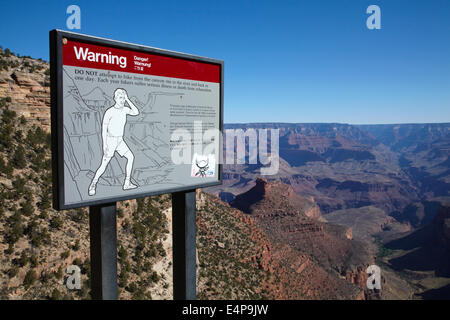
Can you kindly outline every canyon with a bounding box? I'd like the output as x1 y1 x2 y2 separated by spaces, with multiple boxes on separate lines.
0 48 449 299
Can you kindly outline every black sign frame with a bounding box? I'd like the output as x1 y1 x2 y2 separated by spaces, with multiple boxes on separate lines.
50 29 224 210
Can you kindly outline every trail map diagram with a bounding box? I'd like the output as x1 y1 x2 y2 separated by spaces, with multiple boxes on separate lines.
62 67 183 202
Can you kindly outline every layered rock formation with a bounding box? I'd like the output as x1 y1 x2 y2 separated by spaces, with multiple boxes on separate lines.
0 55 50 130
229 178 375 298
207 122 449 215
197 191 366 300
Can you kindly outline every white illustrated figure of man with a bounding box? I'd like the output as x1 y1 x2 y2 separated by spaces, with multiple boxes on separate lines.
88 88 139 196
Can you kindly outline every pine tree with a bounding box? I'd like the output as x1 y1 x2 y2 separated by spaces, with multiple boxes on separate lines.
12 145 26 169
23 269 37 288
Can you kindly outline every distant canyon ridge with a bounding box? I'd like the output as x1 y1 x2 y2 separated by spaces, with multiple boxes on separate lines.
206 122 450 218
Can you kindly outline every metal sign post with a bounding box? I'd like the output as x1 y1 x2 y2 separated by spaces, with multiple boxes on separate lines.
89 203 118 300
172 190 197 300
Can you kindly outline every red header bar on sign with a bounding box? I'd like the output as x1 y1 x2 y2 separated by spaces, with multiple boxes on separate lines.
62 40 220 83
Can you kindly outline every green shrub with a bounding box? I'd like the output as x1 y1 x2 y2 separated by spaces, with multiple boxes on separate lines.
0 127 13 151
50 289 61 300
16 251 29 267
1 107 16 125
0 157 7 174
126 282 138 293
11 145 27 169
25 219 38 236
72 240 80 251
60 250 70 260
30 255 38 268
150 271 159 283
26 126 47 148
39 191 51 211
7 266 19 277
20 201 34 216
6 212 24 244
119 270 129 288
54 266 63 279
4 161 13 178
40 272 53 284
81 258 90 276
50 216 63 229
39 211 48 219
5 243 14 255
69 208 87 223
14 129 23 142
12 176 26 196
23 269 37 288
30 227 51 247
118 245 128 260
72 257 82 266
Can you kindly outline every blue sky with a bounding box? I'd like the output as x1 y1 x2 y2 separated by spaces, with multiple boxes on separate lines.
0 0 449 124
